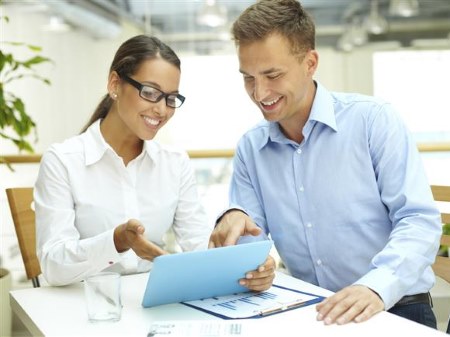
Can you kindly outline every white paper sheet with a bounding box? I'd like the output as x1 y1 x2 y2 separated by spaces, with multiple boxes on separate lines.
148 321 248 336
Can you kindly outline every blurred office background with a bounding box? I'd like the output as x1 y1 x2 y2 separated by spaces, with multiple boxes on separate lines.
1 0 449 334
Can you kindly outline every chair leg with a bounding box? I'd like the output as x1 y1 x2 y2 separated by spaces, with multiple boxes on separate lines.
32 277 40 288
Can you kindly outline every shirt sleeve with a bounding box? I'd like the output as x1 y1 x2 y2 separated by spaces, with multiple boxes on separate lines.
171 152 213 251
35 149 122 286
228 141 269 236
352 103 442 309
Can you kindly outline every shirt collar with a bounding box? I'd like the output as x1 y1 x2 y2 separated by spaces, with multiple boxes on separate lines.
82 119 158 166
308 81 338 132
258 81 338 150
142 139 160 164
83 120 108 166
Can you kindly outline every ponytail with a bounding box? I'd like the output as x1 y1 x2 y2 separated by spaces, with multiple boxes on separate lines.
80 94 112 133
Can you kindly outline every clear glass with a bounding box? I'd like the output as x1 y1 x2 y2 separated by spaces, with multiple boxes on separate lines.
84 272 122 323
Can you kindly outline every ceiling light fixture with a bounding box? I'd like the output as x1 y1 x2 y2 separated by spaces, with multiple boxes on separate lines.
196 0 227 28
389 0 419 17
349 16 368 46
42 15 71 33
42 0 122 39
365 0 388 35
337 23 354 52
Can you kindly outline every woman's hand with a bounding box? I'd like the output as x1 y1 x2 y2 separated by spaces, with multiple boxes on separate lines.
114 219 168 260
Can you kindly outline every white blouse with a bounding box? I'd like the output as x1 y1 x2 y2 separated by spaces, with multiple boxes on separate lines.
35 120 212 285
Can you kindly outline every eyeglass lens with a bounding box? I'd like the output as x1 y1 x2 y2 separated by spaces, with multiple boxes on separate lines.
140 86 183 108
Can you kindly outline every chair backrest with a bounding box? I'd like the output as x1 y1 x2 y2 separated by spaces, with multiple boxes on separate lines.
6 187 41 287
430 185 450 284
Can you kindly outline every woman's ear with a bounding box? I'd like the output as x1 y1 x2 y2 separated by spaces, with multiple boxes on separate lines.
107 71 120 99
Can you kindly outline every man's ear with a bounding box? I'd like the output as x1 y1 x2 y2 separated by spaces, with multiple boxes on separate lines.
306 50 319 75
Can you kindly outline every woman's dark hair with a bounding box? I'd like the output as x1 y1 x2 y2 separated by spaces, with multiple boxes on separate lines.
81 35 181 132
232 0 315 56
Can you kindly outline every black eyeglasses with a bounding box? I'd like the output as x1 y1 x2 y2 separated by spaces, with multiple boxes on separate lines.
119 73 185 108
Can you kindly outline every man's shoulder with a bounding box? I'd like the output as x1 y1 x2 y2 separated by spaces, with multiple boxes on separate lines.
243 120 270 137
331 91 387 107
232 120 273 154
331 91 393 122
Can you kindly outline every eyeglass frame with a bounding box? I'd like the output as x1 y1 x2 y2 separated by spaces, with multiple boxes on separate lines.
117 73 186 108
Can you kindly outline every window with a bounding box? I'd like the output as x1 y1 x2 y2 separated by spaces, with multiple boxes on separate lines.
373 49 450 185
160 55 261 149
373 50 450 143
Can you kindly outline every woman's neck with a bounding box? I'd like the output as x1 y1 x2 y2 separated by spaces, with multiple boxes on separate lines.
100 112 143 166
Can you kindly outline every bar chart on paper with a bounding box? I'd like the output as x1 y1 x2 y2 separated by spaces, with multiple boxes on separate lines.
183 285 323 319
215 291 277 311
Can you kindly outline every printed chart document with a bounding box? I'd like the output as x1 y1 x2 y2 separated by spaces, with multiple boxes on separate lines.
182 285 324 319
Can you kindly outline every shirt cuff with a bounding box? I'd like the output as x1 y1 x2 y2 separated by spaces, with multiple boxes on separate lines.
352 268 404 310
215 206 248 227
84 228 123 269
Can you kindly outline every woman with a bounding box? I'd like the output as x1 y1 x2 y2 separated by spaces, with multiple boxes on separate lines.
34 35 212 286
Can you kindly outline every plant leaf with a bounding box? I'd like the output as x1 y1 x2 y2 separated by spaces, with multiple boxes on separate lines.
27 45 43 52
11 138 34 153
21 55 52 68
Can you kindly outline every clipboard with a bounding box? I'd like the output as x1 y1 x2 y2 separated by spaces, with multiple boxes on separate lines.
181 284 325 320
142 240 272 308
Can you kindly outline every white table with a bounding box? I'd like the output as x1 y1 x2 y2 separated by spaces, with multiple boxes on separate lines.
10 272 446 337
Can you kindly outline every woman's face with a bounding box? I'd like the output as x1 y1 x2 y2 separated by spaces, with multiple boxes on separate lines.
111 57 182 141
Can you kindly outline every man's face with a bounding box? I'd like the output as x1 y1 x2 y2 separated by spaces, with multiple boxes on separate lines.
237 33 318 127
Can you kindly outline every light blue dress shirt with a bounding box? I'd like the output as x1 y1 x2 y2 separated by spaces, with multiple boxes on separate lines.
230 81 442 309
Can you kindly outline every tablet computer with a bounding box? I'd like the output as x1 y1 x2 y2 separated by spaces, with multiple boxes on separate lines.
142 240 272 308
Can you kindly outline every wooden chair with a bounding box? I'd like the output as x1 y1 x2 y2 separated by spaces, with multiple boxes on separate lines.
6 187 41 287
430 185 450 333
431 185 450 284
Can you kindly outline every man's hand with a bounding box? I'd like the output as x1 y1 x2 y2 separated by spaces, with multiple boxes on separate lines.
114 219 168 260
208 210 262 248
316 285 384 325
239 255 276 291
209 210 274 290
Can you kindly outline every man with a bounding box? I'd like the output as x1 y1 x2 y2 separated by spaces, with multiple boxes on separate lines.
209 0 442 328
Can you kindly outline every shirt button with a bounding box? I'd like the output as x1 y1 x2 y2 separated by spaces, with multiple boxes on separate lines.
296 148 302 154
306 223 312 228
299 186 304 192
317 259 322 266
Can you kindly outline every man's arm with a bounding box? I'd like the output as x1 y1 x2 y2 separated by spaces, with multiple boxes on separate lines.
316 103 441 324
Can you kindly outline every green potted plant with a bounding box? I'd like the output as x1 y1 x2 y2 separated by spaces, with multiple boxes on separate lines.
0 0 52 169
439 223 450 257
1 3 52 334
